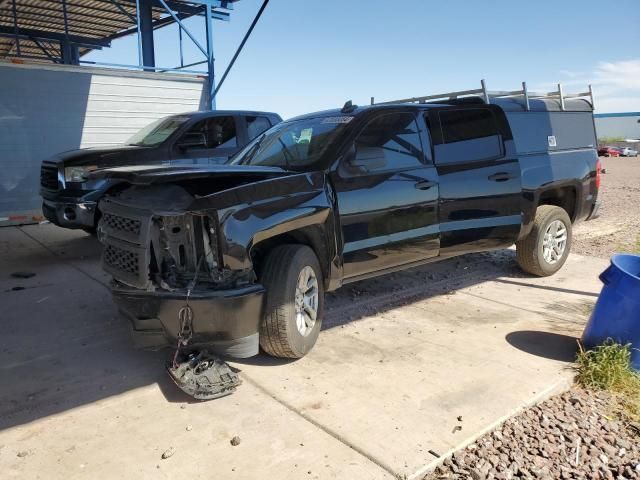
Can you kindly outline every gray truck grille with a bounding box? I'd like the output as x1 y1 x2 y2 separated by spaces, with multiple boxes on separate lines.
98 201 151 289
40 164 59 190
104 244 140 276
102 213 141 236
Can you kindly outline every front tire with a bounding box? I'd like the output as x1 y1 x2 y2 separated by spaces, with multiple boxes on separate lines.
259 245 324 358
516 205 572 277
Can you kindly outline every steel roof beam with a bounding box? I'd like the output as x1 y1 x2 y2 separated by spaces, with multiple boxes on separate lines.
0 25 110 48
106 0 137 23
0 8 132 34
31 0 139 19
116 0 208 16
107 10 190 39
0 12 122 38
2 4 135 28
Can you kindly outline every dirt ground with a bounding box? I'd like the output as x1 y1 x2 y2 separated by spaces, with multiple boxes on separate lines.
572 156 640 258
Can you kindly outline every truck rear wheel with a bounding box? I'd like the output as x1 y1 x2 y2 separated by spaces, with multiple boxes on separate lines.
259 245 324 358
516 205 572 276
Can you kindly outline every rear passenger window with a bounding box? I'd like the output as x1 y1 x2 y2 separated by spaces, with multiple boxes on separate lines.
354 113 423 172
246 116 272 140
435 109 502 164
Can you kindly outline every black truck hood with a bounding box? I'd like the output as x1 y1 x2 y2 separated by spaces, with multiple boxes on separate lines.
48 145 150 167
89 164 291 185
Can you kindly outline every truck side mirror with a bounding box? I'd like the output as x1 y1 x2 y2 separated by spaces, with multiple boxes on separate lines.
177 132 206 150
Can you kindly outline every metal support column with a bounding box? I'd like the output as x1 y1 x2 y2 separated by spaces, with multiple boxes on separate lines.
139 0 155 69
204 3 216 109
11 0 20 56
60 0 79 65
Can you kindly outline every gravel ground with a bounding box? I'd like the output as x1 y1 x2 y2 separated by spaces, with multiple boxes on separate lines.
424 157 640 479
572 156 640 258
424 388 640 480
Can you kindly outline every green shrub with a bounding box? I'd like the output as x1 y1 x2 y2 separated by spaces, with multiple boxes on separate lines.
575 340 640 421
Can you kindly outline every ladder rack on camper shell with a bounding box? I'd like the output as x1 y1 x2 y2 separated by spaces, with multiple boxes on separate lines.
371 80 594 111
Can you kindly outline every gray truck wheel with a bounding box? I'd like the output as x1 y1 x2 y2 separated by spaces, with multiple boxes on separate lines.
516 205 572 276
259 245 324 358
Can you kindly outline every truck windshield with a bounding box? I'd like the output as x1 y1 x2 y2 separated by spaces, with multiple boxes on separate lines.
232 116 352 170
126 116 189 147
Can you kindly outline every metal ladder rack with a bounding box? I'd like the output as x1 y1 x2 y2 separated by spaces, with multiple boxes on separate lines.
371 79 594 111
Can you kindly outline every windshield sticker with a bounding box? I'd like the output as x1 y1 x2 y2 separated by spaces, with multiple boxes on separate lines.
321 116 354 124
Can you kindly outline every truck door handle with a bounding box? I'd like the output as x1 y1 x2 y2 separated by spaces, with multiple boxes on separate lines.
415 180 436 190
488 172 515 182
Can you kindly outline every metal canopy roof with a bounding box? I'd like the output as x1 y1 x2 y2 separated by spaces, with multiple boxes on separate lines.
0 0 236 63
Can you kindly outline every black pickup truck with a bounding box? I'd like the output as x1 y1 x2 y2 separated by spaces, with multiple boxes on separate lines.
95 89 601 359
40 110 281 232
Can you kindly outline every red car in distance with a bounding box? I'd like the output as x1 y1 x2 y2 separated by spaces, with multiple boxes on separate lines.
597 146 620 157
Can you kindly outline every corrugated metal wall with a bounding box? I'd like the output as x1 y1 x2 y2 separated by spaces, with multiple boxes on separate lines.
0 61 207 225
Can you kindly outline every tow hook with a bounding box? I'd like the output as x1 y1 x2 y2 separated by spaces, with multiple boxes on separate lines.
167 350 241 400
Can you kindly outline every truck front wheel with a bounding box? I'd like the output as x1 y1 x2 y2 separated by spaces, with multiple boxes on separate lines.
259 245 324 358
516 205 572 276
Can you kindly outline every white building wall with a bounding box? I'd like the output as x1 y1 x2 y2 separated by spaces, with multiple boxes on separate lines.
0 61 206 224
594 114 640 140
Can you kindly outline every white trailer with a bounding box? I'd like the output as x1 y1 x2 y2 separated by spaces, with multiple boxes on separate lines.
0 61 207 226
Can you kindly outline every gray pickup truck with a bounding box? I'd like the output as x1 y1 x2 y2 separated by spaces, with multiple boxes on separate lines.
94 83 600 360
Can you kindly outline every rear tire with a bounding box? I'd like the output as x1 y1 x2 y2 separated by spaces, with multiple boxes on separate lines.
516 205 572 277
259 245 324 358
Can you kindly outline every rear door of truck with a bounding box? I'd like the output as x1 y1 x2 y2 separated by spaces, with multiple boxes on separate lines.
426 105 523 255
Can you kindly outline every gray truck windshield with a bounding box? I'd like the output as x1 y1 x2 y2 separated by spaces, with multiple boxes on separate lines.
126 116 189 147
232 116 352 169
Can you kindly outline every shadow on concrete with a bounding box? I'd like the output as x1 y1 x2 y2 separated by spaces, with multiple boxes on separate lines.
505 330 579 362
0 224 583 430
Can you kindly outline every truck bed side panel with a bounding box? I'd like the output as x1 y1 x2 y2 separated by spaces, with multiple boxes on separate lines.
506 110 599 238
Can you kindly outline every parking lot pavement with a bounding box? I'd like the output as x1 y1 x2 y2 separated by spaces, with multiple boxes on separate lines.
0 224 608 479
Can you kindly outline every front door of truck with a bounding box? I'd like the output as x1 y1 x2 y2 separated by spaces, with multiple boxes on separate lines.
332 111 440 280
426 106 523 256
172 115 242 165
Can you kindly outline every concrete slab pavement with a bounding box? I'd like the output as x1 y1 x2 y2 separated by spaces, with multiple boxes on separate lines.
0 224 608 479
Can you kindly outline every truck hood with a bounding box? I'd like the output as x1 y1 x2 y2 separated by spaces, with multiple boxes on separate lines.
90 164 290 185
48 145 149 167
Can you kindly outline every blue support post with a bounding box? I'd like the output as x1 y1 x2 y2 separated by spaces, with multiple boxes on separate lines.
139 0 155 70
204 3 216 109
135 0 143 67
178 23 184 67
11 0 20 56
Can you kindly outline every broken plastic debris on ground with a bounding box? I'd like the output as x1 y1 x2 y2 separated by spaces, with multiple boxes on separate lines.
166 350 241 401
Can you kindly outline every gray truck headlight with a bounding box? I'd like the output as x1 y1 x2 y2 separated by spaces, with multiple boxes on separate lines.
64 165 97 182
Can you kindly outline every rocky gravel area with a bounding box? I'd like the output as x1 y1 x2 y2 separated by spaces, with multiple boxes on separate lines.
572 156 640 258
425 388 640 480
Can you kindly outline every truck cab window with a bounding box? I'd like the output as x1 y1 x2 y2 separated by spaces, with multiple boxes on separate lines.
353 113 423 173
182 116 237 150
246 116 272 140
435 109 502 164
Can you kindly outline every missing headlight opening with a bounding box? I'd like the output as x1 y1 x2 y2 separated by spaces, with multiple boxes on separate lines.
99 191 257 400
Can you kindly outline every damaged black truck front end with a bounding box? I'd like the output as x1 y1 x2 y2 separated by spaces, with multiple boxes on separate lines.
95 165 335 358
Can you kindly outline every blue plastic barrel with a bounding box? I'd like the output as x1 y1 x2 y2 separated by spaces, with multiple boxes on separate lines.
582 254 640 369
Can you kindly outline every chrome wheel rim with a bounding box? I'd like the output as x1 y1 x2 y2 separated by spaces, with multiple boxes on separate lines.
294 266 318 336
542 220 567 265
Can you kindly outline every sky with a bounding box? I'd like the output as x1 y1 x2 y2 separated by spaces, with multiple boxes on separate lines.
84 0 640 119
